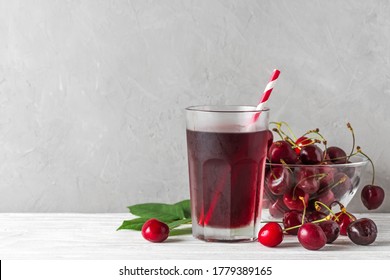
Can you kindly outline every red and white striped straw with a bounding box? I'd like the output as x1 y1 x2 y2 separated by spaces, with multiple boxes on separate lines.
252 69 280 122
256 69 280 111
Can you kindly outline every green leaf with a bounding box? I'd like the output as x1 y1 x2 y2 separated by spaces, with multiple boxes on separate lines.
116 217 149 231
120 199 192 233
174 200 191 219
169 227 192 236
167 218 192 230
127 202 187 221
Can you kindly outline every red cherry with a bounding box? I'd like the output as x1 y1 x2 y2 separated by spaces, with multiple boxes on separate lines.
269 198 288 219
361 185 385 210
283 210 307 235
332 212 356 236
300 144 323 164
318 220 340 244
317 164 336 189
265 166 292 195
141 218 169 243
332 172 352 198
294 136 312 155
268 140 298 164
325 146 347 164
295 167 320 194
258 222 284 247
307 210 327 222
315 190 335 207
347 218 377 245
341 161 356 178
283 188 309 211
298 223 327 250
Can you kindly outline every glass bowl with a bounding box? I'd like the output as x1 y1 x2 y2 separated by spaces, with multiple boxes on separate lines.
261 155 368 220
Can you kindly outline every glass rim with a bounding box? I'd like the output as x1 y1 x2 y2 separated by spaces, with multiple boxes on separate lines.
185 105 270 113
266 155 369 168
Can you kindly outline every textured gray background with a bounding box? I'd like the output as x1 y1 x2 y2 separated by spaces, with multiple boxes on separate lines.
0 0 389 213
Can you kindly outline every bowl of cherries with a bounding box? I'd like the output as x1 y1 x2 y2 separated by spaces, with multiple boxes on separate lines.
259 122 385 250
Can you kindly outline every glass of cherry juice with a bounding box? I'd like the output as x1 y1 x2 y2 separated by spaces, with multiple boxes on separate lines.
186 105 269 242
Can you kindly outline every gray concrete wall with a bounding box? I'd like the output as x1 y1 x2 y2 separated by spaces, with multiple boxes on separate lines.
0 0 388 212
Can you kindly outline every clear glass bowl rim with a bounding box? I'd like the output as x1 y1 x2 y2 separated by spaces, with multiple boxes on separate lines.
185 105 270 113
265 154 368 168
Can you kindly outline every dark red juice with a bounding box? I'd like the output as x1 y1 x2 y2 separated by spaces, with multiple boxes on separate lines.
186 129 268 228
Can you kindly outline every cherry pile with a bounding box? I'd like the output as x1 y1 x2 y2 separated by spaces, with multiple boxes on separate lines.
264 122 385 220
259 122 383 250
258 201 378 250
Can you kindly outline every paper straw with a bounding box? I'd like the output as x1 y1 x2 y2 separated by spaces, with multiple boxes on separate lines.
252 69 280 122
258 69 280 109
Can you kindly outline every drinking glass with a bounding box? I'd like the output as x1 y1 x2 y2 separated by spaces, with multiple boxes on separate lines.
186 105 270 242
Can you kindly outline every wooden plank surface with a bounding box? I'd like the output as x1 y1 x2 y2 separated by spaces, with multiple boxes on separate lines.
0 213 389 260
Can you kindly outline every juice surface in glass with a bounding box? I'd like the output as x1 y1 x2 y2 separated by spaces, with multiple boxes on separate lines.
185 105 269 242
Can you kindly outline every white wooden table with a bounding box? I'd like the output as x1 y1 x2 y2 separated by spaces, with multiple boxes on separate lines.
0 213 389 260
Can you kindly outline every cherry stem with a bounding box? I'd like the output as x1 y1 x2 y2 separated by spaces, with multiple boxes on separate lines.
347 122 356 160
311 215 332 224
284 137 297 148
356 146 375 185
311 214 332 224
280 159 294 173
272 128 284 140
314 174 347 196
300 196 307 225
314 201 336 216
330 200 345 210
268 161 293 180
283 224 302 233
300 138 318 146
268 163 278 180
334 211 356 222
283 214 332 233
322 152 357 163
270 121 297 141
280 121 297 141
330 201 356 222
322 150 363 164
303 128 328 161
271 123 296 145
294 138 320 153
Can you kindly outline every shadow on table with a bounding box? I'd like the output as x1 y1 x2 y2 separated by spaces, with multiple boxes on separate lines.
320 239 390 251
164 238 189 243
